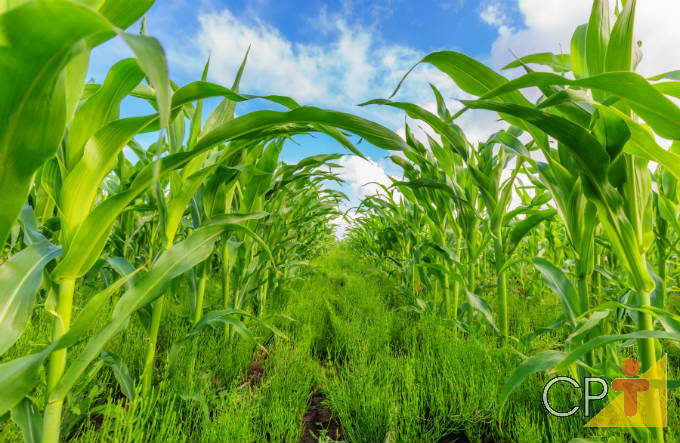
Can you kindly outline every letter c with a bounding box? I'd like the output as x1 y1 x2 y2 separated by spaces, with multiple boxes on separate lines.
542 376 580 417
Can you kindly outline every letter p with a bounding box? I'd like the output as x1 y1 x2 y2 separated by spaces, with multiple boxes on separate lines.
584 377 608 417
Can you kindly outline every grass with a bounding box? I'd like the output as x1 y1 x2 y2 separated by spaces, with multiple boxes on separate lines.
4 244 676 442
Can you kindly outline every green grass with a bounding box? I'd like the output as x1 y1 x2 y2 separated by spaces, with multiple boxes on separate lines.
2 244 678 443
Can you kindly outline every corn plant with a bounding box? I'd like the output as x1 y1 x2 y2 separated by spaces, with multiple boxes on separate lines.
364 91 555 342
389 1 680 440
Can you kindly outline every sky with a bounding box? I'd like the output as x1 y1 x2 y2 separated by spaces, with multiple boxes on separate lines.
88 0 680 235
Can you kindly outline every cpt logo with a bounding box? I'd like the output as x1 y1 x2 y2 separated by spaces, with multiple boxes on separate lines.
542 355 667 427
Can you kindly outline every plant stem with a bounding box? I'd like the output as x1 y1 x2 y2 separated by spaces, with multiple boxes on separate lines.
141 295 164 396
594 250 602 304
577 273 589 314
637 285 664 443
222 239 232 337
444 271 451 318
194 262 208 326
657 240 667 309
260 267 269 318
42 278 76 443
493 232 508 343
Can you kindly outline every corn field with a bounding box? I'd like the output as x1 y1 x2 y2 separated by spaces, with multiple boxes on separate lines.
1 1 679 442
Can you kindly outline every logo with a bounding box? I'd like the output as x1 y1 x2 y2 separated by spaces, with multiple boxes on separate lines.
541 355 667 427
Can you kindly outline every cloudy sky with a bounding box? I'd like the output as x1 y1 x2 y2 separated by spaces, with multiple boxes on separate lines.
90 0 680 234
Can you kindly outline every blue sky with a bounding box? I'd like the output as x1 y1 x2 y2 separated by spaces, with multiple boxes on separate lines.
88 0 680 231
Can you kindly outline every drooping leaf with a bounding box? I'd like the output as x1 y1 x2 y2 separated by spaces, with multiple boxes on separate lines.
0 240 61 356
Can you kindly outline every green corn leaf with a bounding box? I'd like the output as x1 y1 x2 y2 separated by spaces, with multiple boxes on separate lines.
500 350 567 408
117 32 171 132
195 106 409 153
100 352 135 401
474 71 680 141
466 291 499 334
106 257 139 289
463 99 609 184
570 24 588 78
533 257 580 322
65 58 144 170
0 240 61 356
393 51 530 105
203 47 250 134
506 209 556 256
162 162 218 248
555 330 680 370
10 397 42 443
605 0 636 72
172 81 246 111
0 353 48 415
0 1 113 248
585 0 610 77
503 52 571 73
60 115 158 242
649 71 680 81
590 106 631 161
96 0 154 29
361 99 467 159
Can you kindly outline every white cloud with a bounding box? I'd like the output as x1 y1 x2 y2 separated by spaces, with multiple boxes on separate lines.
174 5 516 146
487 0 680 76
480 2 507 27
333 155 396 202
328 155 402 238
184 8 461 116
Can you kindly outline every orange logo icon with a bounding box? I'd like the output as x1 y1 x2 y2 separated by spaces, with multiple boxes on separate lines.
611 358 650 416
585 355 667 428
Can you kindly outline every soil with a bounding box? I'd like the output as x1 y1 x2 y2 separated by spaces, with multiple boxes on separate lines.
240 358 264 389
299 392 342 443
436 432 471 443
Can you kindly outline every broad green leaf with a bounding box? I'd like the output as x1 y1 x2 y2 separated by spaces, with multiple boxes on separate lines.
195 106 409 153
500 350 567 407
462 99 609 184
0 1 113 247
555 330 680 370
570 24 588 78
95 0 154 29
0 353 47 415
533 257 580 322
585 0 610 77
65 58 144 170
162 161 217 247
107 257 139 289
117 32 171 132
203 46 250 134
0 240 61 356
100 352 135 401
10 397 41 443
649 71 680 81
172 81 246 110
61 115 158 242
466 291 499 334
393 51 530 106
187 59 211 148
506 209 556 256
475 71 680 141
362 99 467 159
503 52 571 73
590 106 630 160
618 114 680 182
605 0 636 72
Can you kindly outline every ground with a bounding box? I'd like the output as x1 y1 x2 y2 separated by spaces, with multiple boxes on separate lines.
1 245 678 442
